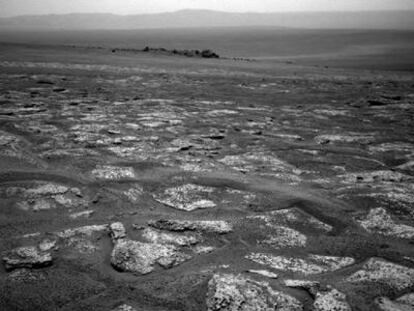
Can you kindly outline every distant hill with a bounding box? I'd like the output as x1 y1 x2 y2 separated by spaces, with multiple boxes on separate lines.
0 10 413 30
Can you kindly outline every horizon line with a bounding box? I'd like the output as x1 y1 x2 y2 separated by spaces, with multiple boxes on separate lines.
2 8 414 19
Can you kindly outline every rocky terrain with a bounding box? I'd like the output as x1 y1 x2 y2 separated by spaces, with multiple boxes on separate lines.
0 43 413 311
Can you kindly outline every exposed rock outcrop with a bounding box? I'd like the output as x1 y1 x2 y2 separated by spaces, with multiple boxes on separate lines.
110 239 191 275
148 219 233 234
2 246 53 271
206 273 302 311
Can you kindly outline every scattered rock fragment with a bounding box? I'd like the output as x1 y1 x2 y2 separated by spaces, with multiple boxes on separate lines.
247 253 355 275
347 258 414 291
2 246 52 271
148 219 233 234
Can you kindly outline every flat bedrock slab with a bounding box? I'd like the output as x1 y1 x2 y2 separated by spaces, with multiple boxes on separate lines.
110 239 191 275
112 305 138 311
284 279 320 297
357 207 414 239
91 165 137 180
247 253 355 275
141 227 200 246
2 246 52 271
313 288 352 311
376 294 414 311
206 273 302 311
261 225 307 249
148 219 233 234
154 184 217 211
347 258 414 291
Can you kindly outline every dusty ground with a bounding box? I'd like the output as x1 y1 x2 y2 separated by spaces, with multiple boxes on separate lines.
0 43 413 311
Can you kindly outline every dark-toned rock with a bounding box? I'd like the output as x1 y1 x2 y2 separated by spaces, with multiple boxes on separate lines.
201 49 219 58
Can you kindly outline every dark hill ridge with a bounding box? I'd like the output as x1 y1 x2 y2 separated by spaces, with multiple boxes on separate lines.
1 9 414 30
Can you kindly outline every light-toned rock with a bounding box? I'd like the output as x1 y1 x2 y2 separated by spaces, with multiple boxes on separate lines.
154 184 216 211
148 219 233 234
123 187 144 203
247 270 278 279
38 239 57 252
25 184 69 197
2 246 52 271
218 151 299 181
193 245 215 254
141 227 200 246
397 293 414 307
315 134 373 145
91 165 136 180
340 170 411 184
17 198 56 211
284 280 320 297
111 304 138 311
266 208 332 232
206 273 302 311
109 222 127 242
111 239 191 275
347 258 414 291
262 226 307 249
56 224 109 238
69 210 94 219
358 208 414 239
246 253 354 275
314 288 352 311
376 295 414 311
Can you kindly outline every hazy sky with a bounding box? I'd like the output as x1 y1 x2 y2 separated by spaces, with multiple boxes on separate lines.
1 0 414 17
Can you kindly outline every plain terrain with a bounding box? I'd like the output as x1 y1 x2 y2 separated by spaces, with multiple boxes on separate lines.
0 28 413 311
